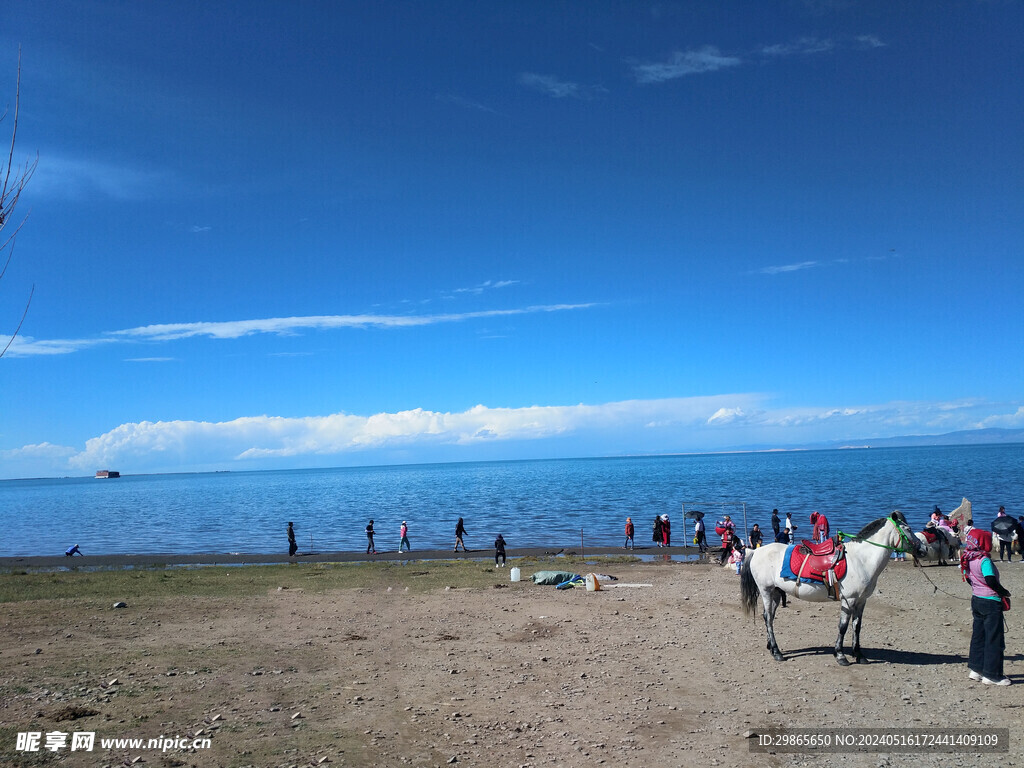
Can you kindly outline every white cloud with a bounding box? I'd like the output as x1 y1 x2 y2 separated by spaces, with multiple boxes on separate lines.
518 73 606 99
707 407 747 425
634 35 883 85
30 152 170 201
0 334 119 357
51 396 756 472
4 396 1022 478
110 305 594 341
2 304 595 356
979 407 1024 428
755 261 818 275
855 35 886 49
452 280 521 295
633 47 742 84
518 72 581 98
760 37 835 57
436 94 498 114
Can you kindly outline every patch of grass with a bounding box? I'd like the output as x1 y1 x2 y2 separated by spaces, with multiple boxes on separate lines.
0 555 642 604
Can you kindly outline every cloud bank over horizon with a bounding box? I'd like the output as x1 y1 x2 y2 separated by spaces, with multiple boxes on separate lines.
3 395 1021 480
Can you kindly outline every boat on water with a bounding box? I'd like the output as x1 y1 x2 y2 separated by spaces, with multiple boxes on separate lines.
95 470 120 479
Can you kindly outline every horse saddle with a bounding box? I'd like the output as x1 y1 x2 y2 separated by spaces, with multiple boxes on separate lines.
781 538 847 597
799 538 837 556
921 529 940 544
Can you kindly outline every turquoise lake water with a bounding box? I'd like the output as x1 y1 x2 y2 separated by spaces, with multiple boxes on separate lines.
1 444 1020 557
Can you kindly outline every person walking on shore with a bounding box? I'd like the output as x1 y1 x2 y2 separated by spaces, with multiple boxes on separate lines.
653 515 664 547
454 517 468 552
993 506 1015 562
624 517 634 549
399 521 411 553
365 519 377 554
962 528 1012 685
287 522 297 557
694 516 708 554
494 533 506 567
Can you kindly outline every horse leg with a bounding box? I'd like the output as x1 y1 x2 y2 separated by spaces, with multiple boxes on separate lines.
850 602 868 663
834 602 853 666
763 591 785 661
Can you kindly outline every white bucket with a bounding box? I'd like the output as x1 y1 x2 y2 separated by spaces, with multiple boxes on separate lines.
510 567 521 582
585 573 601 591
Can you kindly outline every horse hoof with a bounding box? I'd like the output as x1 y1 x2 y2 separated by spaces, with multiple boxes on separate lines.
855 656 868 664
836 656 851 666
773 652 785 662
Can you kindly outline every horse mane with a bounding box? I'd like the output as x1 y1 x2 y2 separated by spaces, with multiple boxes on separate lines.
855 517 887 539
855 511 907 540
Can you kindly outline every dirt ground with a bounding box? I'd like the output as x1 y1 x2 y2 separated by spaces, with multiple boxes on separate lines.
1 556 1021 768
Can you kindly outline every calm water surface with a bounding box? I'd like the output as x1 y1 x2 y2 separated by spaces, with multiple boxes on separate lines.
1 444 1020 557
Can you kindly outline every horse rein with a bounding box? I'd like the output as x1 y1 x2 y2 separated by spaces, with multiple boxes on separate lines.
837 515 921 565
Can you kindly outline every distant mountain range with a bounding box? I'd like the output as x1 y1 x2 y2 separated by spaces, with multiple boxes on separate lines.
811 428 1024 451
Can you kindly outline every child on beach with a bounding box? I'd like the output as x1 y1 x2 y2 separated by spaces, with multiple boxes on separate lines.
729 541 745 574
399 521 410 553
624 517 634 549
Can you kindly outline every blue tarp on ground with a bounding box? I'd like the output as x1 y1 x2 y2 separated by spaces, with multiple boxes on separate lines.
531 570 581 585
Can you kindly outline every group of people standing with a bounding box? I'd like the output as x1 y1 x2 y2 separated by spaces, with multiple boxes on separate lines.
622 514 674 549
620 507 833 560
288 518 508 566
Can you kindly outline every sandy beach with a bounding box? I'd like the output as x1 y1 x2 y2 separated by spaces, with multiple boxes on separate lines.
1 553 1021 768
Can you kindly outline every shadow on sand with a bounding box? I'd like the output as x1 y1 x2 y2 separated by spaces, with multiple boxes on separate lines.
777 646 967 666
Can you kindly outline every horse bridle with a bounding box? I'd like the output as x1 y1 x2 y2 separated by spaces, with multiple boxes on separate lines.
838 514 921 563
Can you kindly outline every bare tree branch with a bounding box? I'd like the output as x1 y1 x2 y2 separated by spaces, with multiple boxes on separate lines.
1 46 36 358
0 283 32 358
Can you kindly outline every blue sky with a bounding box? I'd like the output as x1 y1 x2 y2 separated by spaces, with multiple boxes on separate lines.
1 1 1022 479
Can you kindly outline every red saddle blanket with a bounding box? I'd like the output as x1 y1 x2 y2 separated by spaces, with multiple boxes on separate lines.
921 530 939 544
786 540 847 587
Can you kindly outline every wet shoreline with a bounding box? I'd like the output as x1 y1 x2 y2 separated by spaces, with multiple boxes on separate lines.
0 544 701 570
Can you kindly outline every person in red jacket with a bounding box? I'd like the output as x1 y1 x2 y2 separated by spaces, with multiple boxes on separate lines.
717 516 735 564
810 511 830 543
624 517 635 549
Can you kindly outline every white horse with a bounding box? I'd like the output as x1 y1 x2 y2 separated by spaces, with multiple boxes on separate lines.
913 530 959 566
914 498 969 566
740 511 923 665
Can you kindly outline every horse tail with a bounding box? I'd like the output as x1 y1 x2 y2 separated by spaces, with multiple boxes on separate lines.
740 552 760 616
